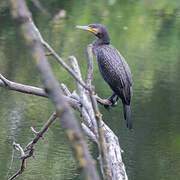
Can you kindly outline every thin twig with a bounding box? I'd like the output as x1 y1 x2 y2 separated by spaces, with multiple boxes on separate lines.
9 142 29 180
24 112 57 151
8 112 57 180
30 126 39 135
30 20 90 91
0 74 11 86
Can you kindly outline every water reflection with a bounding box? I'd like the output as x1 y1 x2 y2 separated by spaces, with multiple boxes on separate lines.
0 0 180 179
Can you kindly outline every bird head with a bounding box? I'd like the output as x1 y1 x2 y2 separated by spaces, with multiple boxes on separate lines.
76 24 110 44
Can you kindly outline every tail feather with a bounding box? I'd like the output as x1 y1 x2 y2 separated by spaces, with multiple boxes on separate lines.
123 104 132 129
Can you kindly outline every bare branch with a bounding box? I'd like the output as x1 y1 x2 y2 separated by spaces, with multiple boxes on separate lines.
69 56 98 135
95 94 112 106
9 112 57 180
0 73 11 86
71 90 80 101
29 19 90 91
85 44 94 87
60 83 71 96
80 108 93 129
10 1 100 179
24 112 57 151
8 158 26 180
9 142 32 180
0 74 81 111
82 123 97 144
30 126 39 136
0 74 46 97
12 142 25 158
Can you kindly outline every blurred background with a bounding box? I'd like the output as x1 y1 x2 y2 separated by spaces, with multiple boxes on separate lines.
0 0 180 179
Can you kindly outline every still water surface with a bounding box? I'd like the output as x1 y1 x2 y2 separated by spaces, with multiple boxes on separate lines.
0 0 180 179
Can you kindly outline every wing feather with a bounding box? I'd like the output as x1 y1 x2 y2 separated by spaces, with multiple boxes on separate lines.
96 45 132 104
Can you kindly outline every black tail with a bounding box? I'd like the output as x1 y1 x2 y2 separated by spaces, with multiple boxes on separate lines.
123 103 132 129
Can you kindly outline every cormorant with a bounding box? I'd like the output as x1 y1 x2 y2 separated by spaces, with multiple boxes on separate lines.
76 24 133 129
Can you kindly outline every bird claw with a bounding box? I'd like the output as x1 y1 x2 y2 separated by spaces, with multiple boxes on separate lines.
104 98 117 110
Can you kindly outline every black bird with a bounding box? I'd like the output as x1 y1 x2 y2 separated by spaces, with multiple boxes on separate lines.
76 24 133 129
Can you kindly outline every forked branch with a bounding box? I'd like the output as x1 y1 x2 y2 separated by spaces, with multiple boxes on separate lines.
8 112 57 180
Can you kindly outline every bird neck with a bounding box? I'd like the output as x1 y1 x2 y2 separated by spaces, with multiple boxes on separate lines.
93 38 110 46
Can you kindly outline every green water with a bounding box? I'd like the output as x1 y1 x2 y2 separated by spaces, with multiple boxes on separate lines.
0 0 180 179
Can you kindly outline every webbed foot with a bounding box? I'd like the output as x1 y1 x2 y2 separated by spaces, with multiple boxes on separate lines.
104 93 119 110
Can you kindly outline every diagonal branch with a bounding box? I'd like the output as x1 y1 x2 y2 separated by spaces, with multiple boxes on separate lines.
0 74 46 97
29 19 89 91
8 112 57 180
24 112 57 152
0 73 82 111
81 123 98 144
69 56 98 135
10 1 100 180
8 142 29 180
